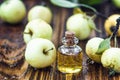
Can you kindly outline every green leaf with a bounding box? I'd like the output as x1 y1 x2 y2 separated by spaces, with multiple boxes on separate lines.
69 0 79 3
109 69 116 77
78 0 102 5
96 38 111 55
87 16 101 33
50 0 78 8
50 0 97 13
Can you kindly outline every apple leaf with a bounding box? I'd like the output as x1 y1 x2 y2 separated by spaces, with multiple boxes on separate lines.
50 0 78 8
50 0 97 14
108 69 116 77
87 15 101 33
96 38 111 55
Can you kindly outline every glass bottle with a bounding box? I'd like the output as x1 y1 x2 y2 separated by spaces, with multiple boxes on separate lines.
57 31 83 73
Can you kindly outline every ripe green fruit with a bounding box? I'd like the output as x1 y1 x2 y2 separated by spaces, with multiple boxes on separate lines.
85 37 104 63
25 38 56 68
28 5 52 24
23 19 53 44
66 14 92 40
112 0 120 8
101 48 120 73
0 0 26 24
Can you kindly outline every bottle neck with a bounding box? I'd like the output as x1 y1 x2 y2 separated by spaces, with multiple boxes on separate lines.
62 37 79 46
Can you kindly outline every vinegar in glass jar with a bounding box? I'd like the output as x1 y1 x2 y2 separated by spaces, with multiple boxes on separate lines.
57 31 83 73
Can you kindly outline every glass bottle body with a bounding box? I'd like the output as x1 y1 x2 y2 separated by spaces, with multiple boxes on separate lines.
57 45 83 73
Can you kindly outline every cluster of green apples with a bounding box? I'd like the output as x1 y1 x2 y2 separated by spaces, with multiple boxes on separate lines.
0 0 56 68
85 37 120 73
23 19 56 68
23 4 56 68
0 0 52 24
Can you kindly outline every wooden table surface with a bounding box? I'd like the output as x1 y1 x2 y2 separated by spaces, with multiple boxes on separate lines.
0 0 120 80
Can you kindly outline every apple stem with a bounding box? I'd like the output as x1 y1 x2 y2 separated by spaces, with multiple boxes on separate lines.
23 32 33 36
23 32 30 34
44 48 53 54
77 4 107 19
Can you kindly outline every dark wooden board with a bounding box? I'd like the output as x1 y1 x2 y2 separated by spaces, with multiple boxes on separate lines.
0 0 120 80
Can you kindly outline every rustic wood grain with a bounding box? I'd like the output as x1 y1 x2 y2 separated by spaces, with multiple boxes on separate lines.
0 0 120 80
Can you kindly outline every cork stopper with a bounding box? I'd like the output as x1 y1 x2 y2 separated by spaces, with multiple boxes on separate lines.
65 31 75 46
65 31 75 39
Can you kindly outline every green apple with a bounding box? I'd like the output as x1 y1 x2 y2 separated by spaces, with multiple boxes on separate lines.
112 0 120 8
66 14 91 40
101 48 120 73
25 38 56 68
0 0 26 24
85 37 104 63
28 5 52 24
23 19 53 44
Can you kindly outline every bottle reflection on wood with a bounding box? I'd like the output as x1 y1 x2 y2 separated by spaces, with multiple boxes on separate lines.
57 31 83 73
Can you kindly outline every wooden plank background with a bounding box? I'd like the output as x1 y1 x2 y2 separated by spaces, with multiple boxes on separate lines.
0 0 120 80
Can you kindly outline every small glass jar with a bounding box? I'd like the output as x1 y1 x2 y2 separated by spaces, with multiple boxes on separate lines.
57 31 83 73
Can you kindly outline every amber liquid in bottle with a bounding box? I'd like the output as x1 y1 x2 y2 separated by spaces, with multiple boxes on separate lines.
57 31 83 73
